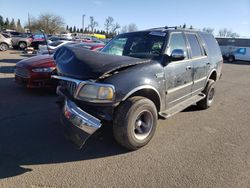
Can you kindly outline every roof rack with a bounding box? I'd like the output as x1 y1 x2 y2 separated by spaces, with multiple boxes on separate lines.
164 26 179 29
147 26 198 32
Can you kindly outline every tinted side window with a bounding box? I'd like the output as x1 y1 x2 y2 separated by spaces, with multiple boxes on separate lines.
201 33 221 56
186 34 203 58
167 33 188 59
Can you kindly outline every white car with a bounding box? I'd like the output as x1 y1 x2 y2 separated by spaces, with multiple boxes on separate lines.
37 40 76 55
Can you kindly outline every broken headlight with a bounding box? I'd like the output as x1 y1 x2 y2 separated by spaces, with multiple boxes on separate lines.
75 83 115 102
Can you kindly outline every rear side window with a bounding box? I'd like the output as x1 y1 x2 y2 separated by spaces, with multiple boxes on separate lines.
201 33 221 57
186 34 204 58
167 32 188 59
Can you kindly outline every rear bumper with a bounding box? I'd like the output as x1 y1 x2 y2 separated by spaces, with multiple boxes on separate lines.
61 99 102 148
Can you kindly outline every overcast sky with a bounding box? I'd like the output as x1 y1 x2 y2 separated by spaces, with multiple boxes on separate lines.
0 0 250 36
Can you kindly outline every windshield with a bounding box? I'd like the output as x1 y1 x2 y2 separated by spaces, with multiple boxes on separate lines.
101 32 166 59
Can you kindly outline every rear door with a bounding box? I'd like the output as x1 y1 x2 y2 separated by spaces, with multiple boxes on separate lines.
185 33 209 94
164 32 193 108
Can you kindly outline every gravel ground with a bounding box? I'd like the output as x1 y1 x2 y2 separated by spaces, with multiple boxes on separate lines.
0 50 250 188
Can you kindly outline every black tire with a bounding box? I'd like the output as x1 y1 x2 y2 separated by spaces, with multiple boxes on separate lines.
18 42 27 50
228 55 235 63
197 79 216 109
0 43 9 51
113 96 157 150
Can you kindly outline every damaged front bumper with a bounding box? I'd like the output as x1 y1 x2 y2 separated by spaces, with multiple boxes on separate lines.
62 99 102 148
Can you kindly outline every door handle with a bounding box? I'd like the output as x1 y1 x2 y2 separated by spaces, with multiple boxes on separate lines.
186 66 192 70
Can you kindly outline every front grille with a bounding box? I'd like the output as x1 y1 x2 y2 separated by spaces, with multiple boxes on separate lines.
61 80 77 96
15 67 31 78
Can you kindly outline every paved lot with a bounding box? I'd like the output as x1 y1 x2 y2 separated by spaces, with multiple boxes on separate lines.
0 50 250 188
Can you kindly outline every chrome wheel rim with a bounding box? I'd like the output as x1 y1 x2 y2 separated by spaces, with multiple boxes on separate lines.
0 44 7 51
134 110 153 140
19 43 26 49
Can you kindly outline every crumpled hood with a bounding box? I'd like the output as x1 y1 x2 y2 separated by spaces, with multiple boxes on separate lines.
17 54 55 68
54 46 150 80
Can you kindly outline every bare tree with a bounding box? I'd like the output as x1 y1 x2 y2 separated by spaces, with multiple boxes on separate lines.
121 25 128 33
104 16 114 34
121 24 138 33
112 22 120 33
26 13 65 34
202 27 214 34
89 16 98 33
127 23 138 32
218 28 240 37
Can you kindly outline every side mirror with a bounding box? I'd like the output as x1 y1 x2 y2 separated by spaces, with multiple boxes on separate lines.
171 49 185 61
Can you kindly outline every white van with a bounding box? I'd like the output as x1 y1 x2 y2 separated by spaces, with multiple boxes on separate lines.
216 37 250 62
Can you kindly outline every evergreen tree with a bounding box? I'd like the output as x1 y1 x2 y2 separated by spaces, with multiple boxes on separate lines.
4 18 9 29
0 15 4 28
76 28 80 33
73 26 76 33
66 25 69 31
84 27 88 33
69 27 72 33
80 28 83 33
16 19 23 32
10 18 16 30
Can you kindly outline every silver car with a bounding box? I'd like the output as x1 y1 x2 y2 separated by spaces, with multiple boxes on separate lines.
11 33 33 50
0 33 12 51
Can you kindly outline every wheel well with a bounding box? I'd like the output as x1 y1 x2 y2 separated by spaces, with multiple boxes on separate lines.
0 42 9 49
0 42 8 46
209 71 217 81
128 89 161 112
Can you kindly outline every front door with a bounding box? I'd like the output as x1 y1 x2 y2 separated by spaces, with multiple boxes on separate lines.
164 32 193 108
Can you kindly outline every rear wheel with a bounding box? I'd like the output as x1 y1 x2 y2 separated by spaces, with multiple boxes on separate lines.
19 42 27 50
197 79 216 109
113 96 157 150
0 43 8 51
228 55 235 63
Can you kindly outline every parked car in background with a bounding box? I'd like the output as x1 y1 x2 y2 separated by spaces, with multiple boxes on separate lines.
15 42 104 88
0 33 12 51
11 33 33 50
37 40 77 55
52 27 223 150
15 54 56 88
47 36 72 43
216 37 250 62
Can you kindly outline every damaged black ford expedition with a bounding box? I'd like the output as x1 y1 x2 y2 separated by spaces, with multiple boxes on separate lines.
52 26 223 150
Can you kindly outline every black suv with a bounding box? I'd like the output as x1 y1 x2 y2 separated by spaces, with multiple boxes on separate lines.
52 27 223 150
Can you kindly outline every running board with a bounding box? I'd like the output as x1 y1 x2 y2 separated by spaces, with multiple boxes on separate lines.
159 93 206 119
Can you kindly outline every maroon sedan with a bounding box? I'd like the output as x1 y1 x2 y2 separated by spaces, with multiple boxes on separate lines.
15 42 105 88
15 54 56 88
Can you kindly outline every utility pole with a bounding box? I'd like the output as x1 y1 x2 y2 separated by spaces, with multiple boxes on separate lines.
28 13 31 32
82 14 85 33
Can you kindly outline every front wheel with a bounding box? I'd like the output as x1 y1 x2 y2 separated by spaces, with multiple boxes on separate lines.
228 55 235 63
113 96 158 150
0 43 8 51
19 42 27 50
